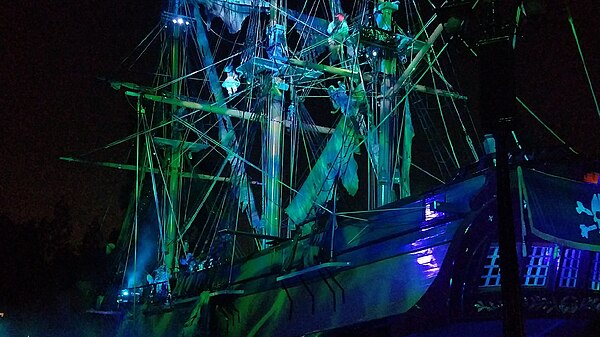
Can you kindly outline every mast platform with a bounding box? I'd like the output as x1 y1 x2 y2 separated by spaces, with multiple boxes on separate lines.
153 136 209 152
236 56 323 82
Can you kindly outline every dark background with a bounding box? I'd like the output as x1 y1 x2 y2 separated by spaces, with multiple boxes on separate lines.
2 0 163 334
1 0 598 335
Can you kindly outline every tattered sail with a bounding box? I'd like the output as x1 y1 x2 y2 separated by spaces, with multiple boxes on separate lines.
399 96 414 198
192 6 262 233
193 0 269 34
285 118 359 228
287 10 330 62
285 79 366 228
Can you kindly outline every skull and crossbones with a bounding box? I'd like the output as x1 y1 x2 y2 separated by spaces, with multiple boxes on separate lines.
577 193 600 238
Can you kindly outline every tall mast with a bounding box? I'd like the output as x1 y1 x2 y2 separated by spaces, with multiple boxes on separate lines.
375 0 398 207
262 0 286 240
478 1 525 335
165 0 182 273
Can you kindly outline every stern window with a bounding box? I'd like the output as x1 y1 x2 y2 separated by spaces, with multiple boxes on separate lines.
559 248 581 288
590 252 600 291
523 246 553 286
481 245 501 287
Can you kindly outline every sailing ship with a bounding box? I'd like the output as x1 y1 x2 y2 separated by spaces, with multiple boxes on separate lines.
72 0 600 336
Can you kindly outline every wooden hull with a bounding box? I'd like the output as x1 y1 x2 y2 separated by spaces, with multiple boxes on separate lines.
116 174 488 336
114 167 600 336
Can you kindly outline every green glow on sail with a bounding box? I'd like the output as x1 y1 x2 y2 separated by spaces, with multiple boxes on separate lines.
286 118 359 228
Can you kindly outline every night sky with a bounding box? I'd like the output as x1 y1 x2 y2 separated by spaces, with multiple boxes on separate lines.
2 1 599 232
3 0 162 230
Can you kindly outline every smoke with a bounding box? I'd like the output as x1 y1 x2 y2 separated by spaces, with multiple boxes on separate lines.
125 204 161 288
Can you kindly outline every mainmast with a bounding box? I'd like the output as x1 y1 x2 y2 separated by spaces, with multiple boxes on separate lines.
262 0 286 240
374 0 398 207
165 0 182 274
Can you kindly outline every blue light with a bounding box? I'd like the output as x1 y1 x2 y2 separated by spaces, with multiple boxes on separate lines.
122 290 129 296
177 18 184 25
425 201 442 221
424 195 445 222
417 255 432 265
172 19 177 24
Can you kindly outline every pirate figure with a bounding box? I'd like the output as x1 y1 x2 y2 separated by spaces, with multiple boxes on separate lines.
327 13 349 63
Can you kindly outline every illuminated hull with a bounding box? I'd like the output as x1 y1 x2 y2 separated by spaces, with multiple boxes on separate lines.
116 173 488 336
114 167 600 336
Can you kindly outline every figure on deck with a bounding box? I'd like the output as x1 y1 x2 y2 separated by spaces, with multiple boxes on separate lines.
179 254 189 274
186 252 199 272
153 264 170 301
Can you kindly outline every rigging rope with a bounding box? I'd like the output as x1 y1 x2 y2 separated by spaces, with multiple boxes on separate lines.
566 6 600 121
366 43 450 184
515 96 579 154
117 22 164 72
413 3 473 167
430 65 460 168
142 114 165 254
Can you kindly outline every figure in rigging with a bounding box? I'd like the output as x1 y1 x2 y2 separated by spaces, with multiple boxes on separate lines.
327 13 349 63
222 64 240 96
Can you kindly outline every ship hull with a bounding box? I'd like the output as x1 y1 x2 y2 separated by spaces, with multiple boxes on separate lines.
115 167 600 336
116 174 489 336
